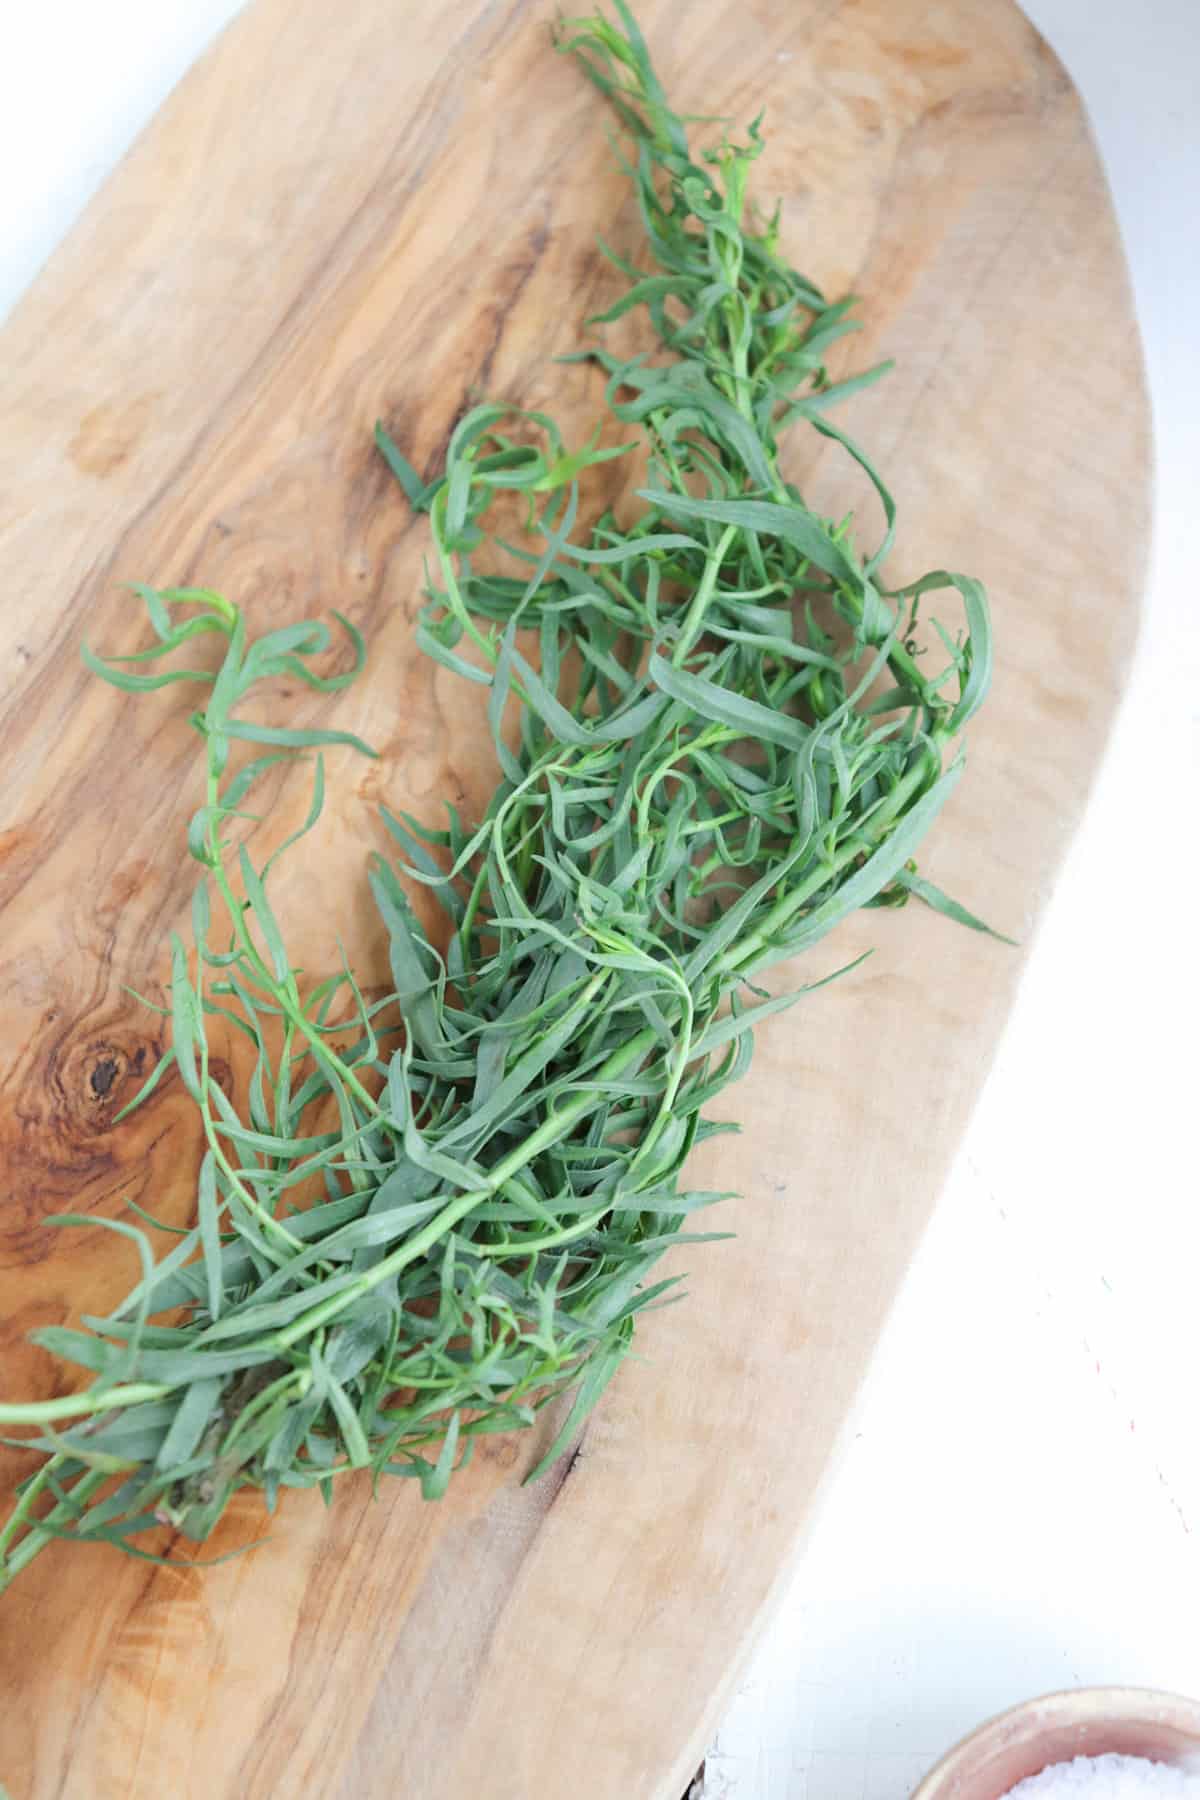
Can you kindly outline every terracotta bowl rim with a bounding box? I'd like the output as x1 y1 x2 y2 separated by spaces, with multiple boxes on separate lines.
911 1684 1200 1799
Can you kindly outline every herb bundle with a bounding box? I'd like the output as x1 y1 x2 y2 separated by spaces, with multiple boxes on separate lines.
0 1 995 1590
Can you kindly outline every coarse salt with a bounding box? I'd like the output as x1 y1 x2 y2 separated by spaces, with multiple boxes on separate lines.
1002 1753 1200 1797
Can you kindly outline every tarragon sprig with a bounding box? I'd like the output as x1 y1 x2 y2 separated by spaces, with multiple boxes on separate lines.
0 2 1000 1589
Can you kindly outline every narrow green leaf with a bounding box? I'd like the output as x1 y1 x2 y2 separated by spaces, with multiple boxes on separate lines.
197 1152 224 1321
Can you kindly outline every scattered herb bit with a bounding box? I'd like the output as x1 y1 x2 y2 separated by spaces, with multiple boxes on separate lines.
0 1 996 1589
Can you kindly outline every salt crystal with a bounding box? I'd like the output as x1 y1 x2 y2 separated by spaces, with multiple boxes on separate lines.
1002 1753 1200 1797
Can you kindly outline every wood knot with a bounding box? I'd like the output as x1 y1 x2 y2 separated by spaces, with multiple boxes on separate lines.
89 1055 122 1099
1 1019 173 1262
24 1028 162 1188
67 392 158 478
476 1431 521 1475
76 1041 147 1116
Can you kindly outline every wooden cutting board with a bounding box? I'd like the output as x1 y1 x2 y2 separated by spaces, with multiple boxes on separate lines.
0 1 1148 1795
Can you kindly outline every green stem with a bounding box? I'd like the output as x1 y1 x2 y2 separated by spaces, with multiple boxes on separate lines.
717 735 948 977
221 1368 310 1452
0 1466 110 1591
725 284 933 711
204 765 383 1124
671 524 737 667
0 1456 61 1563
270 1023 659 1351
0 1382 173 1426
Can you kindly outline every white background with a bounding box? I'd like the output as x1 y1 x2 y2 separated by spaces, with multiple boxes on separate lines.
1 5 1197 1799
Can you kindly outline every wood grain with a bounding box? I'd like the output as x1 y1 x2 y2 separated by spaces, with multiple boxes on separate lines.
0 1 1148 1795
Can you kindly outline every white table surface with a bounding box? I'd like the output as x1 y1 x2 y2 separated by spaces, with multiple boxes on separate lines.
2 5 1198 1799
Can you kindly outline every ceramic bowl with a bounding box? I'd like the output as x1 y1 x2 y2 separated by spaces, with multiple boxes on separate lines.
912 1687 1200 1798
